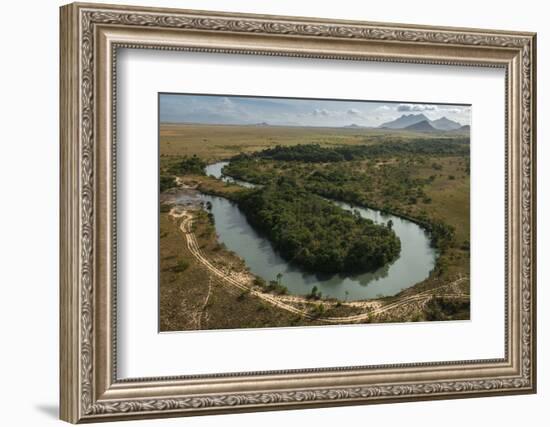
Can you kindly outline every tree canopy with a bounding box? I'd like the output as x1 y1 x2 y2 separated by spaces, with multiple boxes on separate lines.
232 139 469 163
236 179 401 274
169 154 206 175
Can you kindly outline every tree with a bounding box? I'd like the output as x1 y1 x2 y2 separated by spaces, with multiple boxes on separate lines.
309 286 319 300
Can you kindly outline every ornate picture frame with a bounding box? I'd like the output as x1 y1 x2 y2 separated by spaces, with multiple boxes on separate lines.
60 2 536 423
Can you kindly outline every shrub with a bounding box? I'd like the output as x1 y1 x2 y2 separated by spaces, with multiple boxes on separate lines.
425 297 470 321
253 277 266 288
311 303 326 318
237 289 250 301
160 203 172 213
160 174 177 192
172 259 189 273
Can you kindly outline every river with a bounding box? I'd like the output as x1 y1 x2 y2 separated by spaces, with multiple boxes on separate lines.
181 161 437 300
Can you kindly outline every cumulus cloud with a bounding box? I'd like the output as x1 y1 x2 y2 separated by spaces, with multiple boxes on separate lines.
397 104 437 112
376 105 392 111
347 108 361 116
312 108 331 117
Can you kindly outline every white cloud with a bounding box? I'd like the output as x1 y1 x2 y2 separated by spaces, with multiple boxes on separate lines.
347 108 361 116
440 107 462 114
397 103 437 112
312 108 331 117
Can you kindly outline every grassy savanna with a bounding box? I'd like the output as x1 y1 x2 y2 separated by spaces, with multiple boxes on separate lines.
160 123 467 162
159 123 470 330
159 209 325 331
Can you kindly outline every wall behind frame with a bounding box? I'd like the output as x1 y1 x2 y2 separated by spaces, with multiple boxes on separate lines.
0 0 545 426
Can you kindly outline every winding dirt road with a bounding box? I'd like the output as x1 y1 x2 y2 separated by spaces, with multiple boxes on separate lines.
171 207 469 324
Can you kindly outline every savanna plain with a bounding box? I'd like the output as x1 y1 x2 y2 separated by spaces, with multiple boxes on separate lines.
159 121 470 331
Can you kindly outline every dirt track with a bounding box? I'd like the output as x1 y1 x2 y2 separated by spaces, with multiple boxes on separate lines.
171 207 469 324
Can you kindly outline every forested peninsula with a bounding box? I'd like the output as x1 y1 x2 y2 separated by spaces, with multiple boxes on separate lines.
236 179 401 274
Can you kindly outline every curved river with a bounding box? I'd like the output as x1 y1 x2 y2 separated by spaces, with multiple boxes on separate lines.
183 162 436 300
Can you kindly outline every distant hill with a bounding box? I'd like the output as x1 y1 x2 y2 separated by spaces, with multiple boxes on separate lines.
343 123 362 128
403 120 438 132
379 113 429 129
379 113 465 132
430 116 462 131
449 124 470 133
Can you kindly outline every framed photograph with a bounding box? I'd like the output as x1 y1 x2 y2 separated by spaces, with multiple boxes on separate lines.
60 2 536 423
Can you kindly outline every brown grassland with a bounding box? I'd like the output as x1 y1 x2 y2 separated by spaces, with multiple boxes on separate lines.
159 210 327 330
160 123 458 161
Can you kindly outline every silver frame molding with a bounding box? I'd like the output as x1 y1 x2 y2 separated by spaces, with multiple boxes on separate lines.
60 2 536 423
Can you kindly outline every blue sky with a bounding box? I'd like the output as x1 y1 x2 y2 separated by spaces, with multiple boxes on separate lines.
159 93 471 127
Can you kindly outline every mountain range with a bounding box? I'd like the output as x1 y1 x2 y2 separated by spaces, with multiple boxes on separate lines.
379 113 465 132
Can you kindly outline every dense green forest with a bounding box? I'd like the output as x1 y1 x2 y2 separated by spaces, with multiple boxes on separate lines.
223 156 432 211
231 139 469 163
235 179 401 274
168 154 206 175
